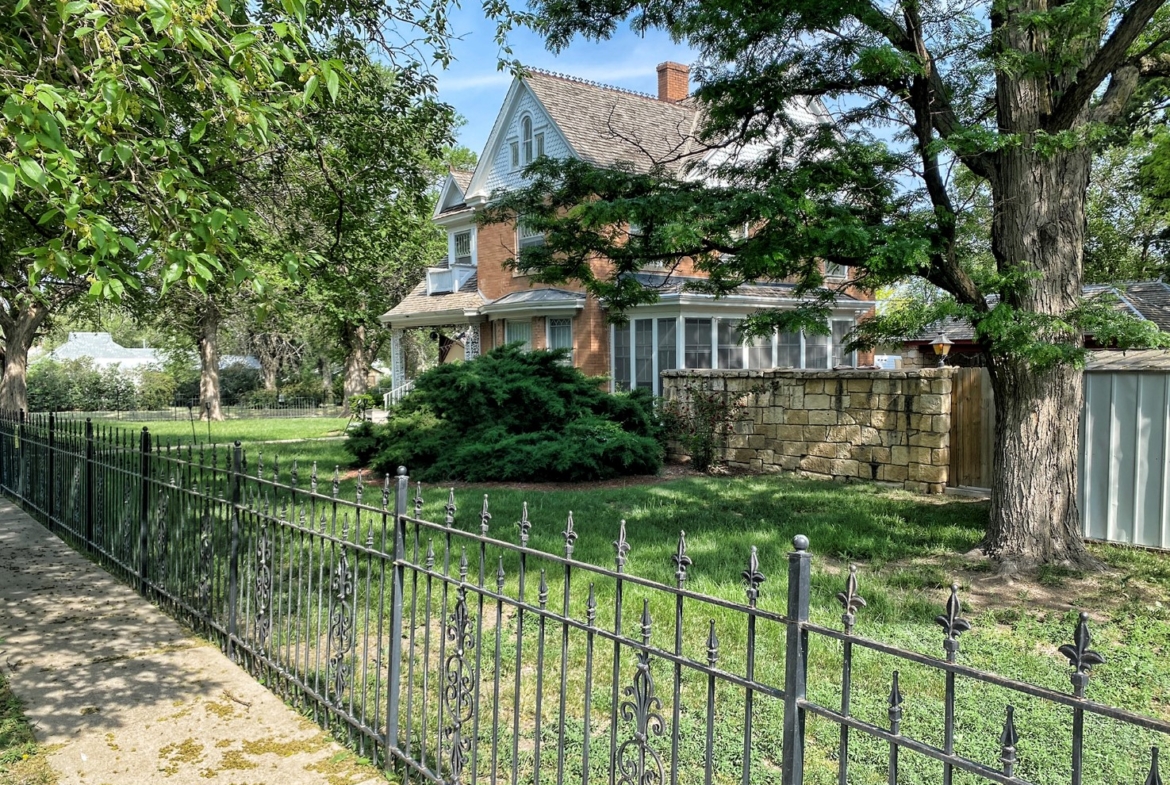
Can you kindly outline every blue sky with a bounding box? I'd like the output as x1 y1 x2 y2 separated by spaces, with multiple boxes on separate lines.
431 5 694 155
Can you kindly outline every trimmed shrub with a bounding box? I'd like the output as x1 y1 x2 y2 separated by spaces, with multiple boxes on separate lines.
345 345 662 482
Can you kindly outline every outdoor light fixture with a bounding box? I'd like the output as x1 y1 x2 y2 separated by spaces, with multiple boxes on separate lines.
930 332 953 368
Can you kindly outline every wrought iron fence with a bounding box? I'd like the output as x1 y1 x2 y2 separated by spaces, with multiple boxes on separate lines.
45 397 345 421
0 409 1166 785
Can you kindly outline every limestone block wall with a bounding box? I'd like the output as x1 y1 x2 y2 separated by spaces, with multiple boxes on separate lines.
661 368 955 493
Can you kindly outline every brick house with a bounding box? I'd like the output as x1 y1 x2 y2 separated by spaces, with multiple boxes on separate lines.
380 63 876 395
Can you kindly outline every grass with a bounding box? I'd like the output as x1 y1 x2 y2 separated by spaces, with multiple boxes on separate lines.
0 668 56 785
101 416 351 446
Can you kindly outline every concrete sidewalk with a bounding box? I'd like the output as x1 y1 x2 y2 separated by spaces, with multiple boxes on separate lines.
0 499 384 785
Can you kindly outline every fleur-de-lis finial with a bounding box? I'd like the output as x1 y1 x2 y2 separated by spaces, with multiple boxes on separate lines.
999 705 1018 777
413 481 423 517
332 466 340 498
706 620 719 666
1058 611 1105 697
673 531 692 584
563 512 578 557
480 495 491 536
640 599 652 645
586 584 597 626
837 564 866 634
614 520 630 570
496 557 506 590
742 546 765 606
444 488 456 526
1145 747 1162 785
935 583 971 658
518 502 531 547
888 671 904 733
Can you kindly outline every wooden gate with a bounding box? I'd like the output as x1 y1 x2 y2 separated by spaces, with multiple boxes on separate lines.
948 367 995 489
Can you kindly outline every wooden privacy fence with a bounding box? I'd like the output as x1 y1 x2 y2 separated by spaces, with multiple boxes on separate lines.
947 368 995 491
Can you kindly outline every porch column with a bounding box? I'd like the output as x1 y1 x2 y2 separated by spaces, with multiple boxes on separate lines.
390 329 405 389
464 324 481 361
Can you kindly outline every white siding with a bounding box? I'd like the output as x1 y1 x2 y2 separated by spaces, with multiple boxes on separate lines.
483 88 572 194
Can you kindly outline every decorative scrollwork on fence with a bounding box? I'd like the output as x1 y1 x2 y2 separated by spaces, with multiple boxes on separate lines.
617 600 666 785
254 521 273 653
443 586 475 785
837 564 866 634
329 547 354 699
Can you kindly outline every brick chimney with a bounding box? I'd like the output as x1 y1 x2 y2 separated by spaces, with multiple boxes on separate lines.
656 62 689 102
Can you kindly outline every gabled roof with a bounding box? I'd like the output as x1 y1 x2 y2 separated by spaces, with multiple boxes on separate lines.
906 280 1170 343
435 169 476 219
522 70 703 174
380 273 485 327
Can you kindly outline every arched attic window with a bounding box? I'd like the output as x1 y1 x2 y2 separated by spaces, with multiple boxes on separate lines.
522 115 534 164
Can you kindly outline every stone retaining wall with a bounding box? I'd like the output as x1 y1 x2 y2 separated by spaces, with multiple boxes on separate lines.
661 368 955 493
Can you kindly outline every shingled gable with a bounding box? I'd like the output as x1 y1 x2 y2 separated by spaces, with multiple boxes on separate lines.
434 169 475 220
463 69 705 204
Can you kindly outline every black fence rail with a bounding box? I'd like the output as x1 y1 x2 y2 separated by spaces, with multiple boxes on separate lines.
0 409 1166 785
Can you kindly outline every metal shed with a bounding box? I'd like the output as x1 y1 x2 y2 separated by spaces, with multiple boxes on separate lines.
1079 349 1170 549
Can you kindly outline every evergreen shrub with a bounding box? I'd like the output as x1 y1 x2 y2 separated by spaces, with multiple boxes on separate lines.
345 345 662 482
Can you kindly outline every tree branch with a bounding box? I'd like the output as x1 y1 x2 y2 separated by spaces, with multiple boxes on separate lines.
1045 0 1168 130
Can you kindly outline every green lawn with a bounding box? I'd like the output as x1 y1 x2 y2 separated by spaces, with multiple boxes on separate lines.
107 416 350 445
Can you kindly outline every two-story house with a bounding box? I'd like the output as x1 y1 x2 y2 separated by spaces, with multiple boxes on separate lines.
380 63 876 396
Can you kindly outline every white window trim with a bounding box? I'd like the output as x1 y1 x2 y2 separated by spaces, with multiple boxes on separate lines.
505 319 533 351
448 226 477 267
547 316 573 363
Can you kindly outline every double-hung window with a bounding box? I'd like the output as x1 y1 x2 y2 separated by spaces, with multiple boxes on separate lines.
831 320 854 367
657 319 677 394
452 230 472 266
777 331 801 368
805 328 830 369
548 318 573 362
717 319 745 369
613 323 631 391
684 318 712 369
518 218 545 250
634 320 654 390
506 320 532 351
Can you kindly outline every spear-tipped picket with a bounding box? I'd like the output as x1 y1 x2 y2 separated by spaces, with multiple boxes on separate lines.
444 488 456 526
888 671 903 733
1059 611 1105 697
935 583 971 660
706 620 719 667
999 705 1018 777
836 564 866 634
563 512 578 557
614 519 630 571
673 531 692 585
331 466 340 498
480 495 492 536
1145 747 1163 785
518 502 531 547
413 481 423 517
742 546 765 606
355 469 363 504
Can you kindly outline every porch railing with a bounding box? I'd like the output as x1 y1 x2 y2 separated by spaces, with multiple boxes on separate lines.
0 408 1165 785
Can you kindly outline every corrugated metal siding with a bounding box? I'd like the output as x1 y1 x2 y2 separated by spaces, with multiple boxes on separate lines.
1080 371 1170 548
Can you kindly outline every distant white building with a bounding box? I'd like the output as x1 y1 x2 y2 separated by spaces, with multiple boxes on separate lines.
37 332 260 371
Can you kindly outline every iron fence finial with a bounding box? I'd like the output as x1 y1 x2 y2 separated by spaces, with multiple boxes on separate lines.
518 502 531 546
480 495 491 536
563 511 578 557
742 546 765 606
1146 747 1163 785
673 531 692 584
1060 611 1105 697
936 582 971 658
837 564 866 634
614 520 630 571
445 488 456 526
706 620 719 666
999 705 1019 777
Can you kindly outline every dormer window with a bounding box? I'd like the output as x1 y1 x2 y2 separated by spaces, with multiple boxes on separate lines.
825 262 849 279
453 230 472 266
522 116 534 164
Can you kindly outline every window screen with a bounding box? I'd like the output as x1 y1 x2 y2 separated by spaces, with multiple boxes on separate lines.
613 323 631 391
518 219 545 249
805 328 830 369
831 320 854 367
657 319 678 392
746 330 772 369
684 318 712 369
718 319 744 369
634 319 654 390
778 331 801 368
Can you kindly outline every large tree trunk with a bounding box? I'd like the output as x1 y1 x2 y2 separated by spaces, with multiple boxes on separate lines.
341 324 369 406
984 144 1097 570
0 304 48 414
197 306 224 422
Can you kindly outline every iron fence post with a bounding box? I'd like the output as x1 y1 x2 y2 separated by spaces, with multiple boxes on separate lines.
47 411 55 526
138 427 150 593
781 534 811 785
385 466 408 767
84 419 94 551
227 440 243 661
